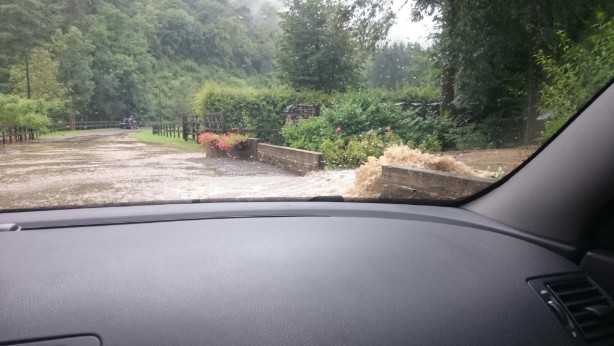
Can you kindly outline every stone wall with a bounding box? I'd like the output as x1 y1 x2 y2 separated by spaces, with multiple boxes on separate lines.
284 104 320 123
257 143 324 176
381 165 493 200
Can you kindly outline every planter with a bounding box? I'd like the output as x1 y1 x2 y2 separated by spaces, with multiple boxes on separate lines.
203 142 250 160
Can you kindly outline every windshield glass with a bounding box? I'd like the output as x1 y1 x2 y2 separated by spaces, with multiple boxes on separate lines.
1 0 613 210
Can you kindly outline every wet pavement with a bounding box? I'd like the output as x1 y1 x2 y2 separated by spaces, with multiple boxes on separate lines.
0 132 354 209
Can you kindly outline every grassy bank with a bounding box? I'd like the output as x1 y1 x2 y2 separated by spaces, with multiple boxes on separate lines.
131 131 202 153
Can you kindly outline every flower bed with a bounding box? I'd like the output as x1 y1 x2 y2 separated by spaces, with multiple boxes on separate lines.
198 131 249 159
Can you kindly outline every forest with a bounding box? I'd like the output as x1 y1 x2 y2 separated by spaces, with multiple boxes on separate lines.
1 0 613 148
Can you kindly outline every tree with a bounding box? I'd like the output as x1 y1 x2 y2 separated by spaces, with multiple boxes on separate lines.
53 27 95 118
537 14 614 140
412 0 614 145
86 4 154 120
0 0 58 93
9 47 70 120
277 0 361 91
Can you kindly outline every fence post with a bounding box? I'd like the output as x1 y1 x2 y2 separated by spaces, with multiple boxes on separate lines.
192 116 197 141
221 112 227 133
182 113 188 141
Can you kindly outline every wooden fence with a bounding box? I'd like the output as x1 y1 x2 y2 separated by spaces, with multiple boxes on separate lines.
152 112 280 142
152 123 185 139
50 120 120 131
2 120 129 145
1 127 39 144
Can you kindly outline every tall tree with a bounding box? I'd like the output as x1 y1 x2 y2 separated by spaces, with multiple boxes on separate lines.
86 3 154 120
0 0 58 93
278 0 388 91
9 47 70 120
53 27 95 118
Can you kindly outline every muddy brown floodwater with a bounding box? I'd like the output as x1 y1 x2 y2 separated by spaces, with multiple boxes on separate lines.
0 131 536 210
0 132 354 209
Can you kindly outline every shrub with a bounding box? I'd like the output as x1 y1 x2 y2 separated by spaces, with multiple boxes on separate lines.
444 122 492 150
281 116 333 152
279 88 492 167
319 129 405 169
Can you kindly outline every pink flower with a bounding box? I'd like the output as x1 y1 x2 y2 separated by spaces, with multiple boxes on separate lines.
336 127 342 133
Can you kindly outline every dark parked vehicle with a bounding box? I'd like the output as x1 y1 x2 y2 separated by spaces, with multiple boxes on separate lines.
120 117 138 129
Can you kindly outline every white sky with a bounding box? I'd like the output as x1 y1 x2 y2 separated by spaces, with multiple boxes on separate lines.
386 1 436 47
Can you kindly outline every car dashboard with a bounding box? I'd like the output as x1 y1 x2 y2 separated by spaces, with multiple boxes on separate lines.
1 202 613 345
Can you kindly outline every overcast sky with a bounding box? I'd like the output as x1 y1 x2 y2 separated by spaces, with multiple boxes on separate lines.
242 0 437 47
386 1 436 47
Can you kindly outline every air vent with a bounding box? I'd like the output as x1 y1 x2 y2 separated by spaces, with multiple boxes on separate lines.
548 278 614 342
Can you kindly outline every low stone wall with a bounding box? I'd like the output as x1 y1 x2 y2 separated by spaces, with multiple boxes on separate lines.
257 143 324 176
381 165 493 200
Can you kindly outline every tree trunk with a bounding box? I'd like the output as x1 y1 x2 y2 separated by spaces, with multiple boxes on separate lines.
25 50 31 99
524 59 543 145
441 67 455 115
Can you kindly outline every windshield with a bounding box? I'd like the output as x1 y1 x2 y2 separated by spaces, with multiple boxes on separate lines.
1 0 613 210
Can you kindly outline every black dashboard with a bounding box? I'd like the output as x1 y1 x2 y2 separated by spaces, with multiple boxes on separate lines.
2 202 612 345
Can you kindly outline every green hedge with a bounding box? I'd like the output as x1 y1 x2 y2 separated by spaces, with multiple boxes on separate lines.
192 82 330 135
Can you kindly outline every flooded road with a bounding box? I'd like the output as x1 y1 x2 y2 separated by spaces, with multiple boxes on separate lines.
0 132 354 209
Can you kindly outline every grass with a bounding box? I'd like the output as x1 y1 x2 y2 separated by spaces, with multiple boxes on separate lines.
130 131 202 153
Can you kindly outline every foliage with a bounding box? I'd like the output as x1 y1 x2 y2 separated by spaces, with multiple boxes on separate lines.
86 3 155 121
277 0 360 91
411 0 614 145
52 26 95 118
1 0 611 150
0 0 282 123
536 15 614 140
193 82 330 138
197 131 219 147
197 131 249 152
276 0 394 92
444 121 492 150
281 89 479 167
9 47 71 120
0 0 58 93
0 93 51 130
282 116 334 152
